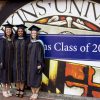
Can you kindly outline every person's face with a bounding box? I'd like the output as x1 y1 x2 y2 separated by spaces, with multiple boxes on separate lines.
17 28 24 37
5 28 12 37
31 30 38 39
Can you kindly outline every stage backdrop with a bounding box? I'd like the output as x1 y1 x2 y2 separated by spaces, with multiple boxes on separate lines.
0 0 100 98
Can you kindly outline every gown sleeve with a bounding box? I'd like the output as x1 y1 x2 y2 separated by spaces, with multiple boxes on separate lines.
37 42 44 67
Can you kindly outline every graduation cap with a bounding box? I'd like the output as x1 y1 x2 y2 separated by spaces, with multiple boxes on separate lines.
15 24 27 29
28 25 41 32
2 23 13 28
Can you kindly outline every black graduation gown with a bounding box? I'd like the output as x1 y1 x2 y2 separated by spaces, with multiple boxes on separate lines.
13 37 28 82
0 37 14 83
27 40 44 88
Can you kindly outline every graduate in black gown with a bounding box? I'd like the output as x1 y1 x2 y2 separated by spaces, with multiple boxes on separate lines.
0 23 14 97
13 24 29 98
27 25 44 100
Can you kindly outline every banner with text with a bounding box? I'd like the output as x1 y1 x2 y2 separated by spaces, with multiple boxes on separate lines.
39 35 100 61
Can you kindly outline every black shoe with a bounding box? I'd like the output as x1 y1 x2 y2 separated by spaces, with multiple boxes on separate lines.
15 89 20 97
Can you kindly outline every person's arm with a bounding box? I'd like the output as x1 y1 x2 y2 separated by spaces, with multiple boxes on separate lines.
36 42 44 74
37 42 44 69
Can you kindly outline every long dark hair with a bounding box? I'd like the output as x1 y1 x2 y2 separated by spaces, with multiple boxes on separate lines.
4 28 13 39
14 28 27 39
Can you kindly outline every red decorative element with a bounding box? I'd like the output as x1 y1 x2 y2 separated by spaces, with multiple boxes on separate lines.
60 16 66 21
84 21 100 31
92 91 100 98
65 63 85 80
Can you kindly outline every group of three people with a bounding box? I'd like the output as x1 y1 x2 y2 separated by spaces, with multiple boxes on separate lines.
0 23 44 100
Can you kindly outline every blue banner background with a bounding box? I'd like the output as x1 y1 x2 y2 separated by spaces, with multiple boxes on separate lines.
39 35 100 61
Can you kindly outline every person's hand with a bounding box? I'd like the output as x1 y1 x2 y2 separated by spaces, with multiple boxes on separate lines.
37 65 41 69
36 65 42 74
